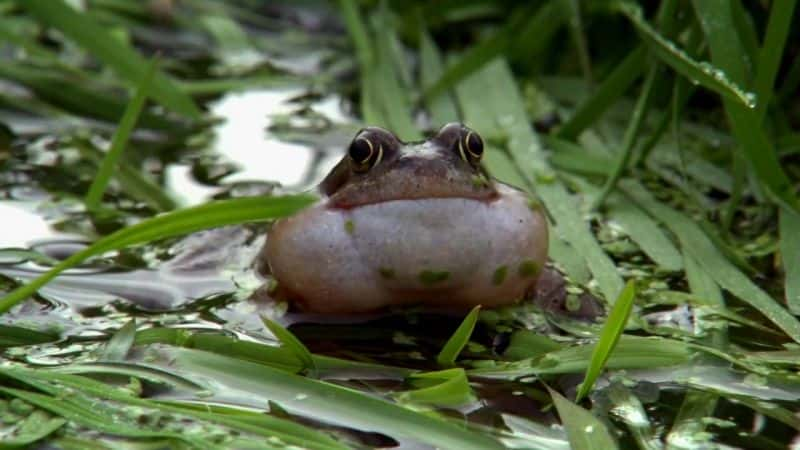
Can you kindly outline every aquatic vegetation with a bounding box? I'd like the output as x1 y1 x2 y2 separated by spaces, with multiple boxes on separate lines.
0 0 798 448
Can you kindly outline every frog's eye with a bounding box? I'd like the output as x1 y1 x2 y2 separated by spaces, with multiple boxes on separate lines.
458 131 483 164
349 137 383 172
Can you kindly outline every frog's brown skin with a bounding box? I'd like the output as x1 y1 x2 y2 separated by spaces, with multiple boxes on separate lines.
260 123 549 313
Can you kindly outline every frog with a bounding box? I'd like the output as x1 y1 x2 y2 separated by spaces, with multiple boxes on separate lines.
259 123 549 313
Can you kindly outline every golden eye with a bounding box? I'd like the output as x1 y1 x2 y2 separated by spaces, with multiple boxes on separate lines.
348 137 383 172
458 130 483 164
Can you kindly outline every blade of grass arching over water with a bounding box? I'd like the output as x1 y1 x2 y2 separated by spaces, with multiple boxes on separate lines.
23 0 201 119
0 194 316 314
456 59 624 302
556 46 646 141
437 305 480 367
692 0 800 212
780 208 800 314
151 347 506 450
548 388 618 450
622 180 800 343
575 280 636 401
261 317 317 377
753 0 797 120
419 30 459 125
617 2 756 108
84 58 156 211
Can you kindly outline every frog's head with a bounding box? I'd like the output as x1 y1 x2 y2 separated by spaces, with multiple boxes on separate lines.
320 123 498 208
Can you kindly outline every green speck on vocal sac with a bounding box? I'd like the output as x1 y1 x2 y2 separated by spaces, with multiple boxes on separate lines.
492 265 508 285
378 267 396 279
344 220 355 234
419 270 449 286
518 260 540 277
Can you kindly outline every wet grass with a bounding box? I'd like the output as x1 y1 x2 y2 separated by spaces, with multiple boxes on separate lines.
0 0 799 448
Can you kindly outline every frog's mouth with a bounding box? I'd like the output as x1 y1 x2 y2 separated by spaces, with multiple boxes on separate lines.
326 163 499 209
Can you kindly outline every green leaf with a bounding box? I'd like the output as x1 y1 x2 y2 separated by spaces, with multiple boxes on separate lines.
692 0 800 212
605 194 683 271
437 305 480 367
85 58 157 211
617 1 756 108
261 317 317 376
0 324 58 348
0 410 65 448
150 346 506 450
780 208 800 314
503 330 564 361
395 368 476 407
575 280 636 401
556 46 646 140
0 194 316 314
753 0 798 120
23 0 201 119
100 319 136 361
419 29 459 125
548 388 618 450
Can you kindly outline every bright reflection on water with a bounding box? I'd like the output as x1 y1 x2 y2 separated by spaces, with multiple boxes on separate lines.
168 88 347 205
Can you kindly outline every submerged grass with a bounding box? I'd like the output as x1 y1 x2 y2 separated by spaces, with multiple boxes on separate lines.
0 0 798 448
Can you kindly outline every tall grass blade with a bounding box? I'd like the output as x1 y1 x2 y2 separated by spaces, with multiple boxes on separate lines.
23 0 201 119
691 0 800 212
556 46 646 140
753 0 797 120
780 208 800 314
84 58 157 211
618 2 756 108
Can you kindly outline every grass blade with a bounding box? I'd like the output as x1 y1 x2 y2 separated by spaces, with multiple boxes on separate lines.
0 194 316 314
155 346 506 450
592 63 658 209
395 368 476 407
419 29 459 125
753 0 798 120
0 411 65 447
100 319 136 361
556 46 646 140
780 208 800 314
436 305 480 367
623 180 800 343
261 317 317 376
575 280 636 401
617 2 756 108
84 58 157 211
23 0 201 119
692 0 800 212
548 388 618 450
606 195 683 271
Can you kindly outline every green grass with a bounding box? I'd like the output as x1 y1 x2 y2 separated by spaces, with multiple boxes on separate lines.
0 0 798 448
